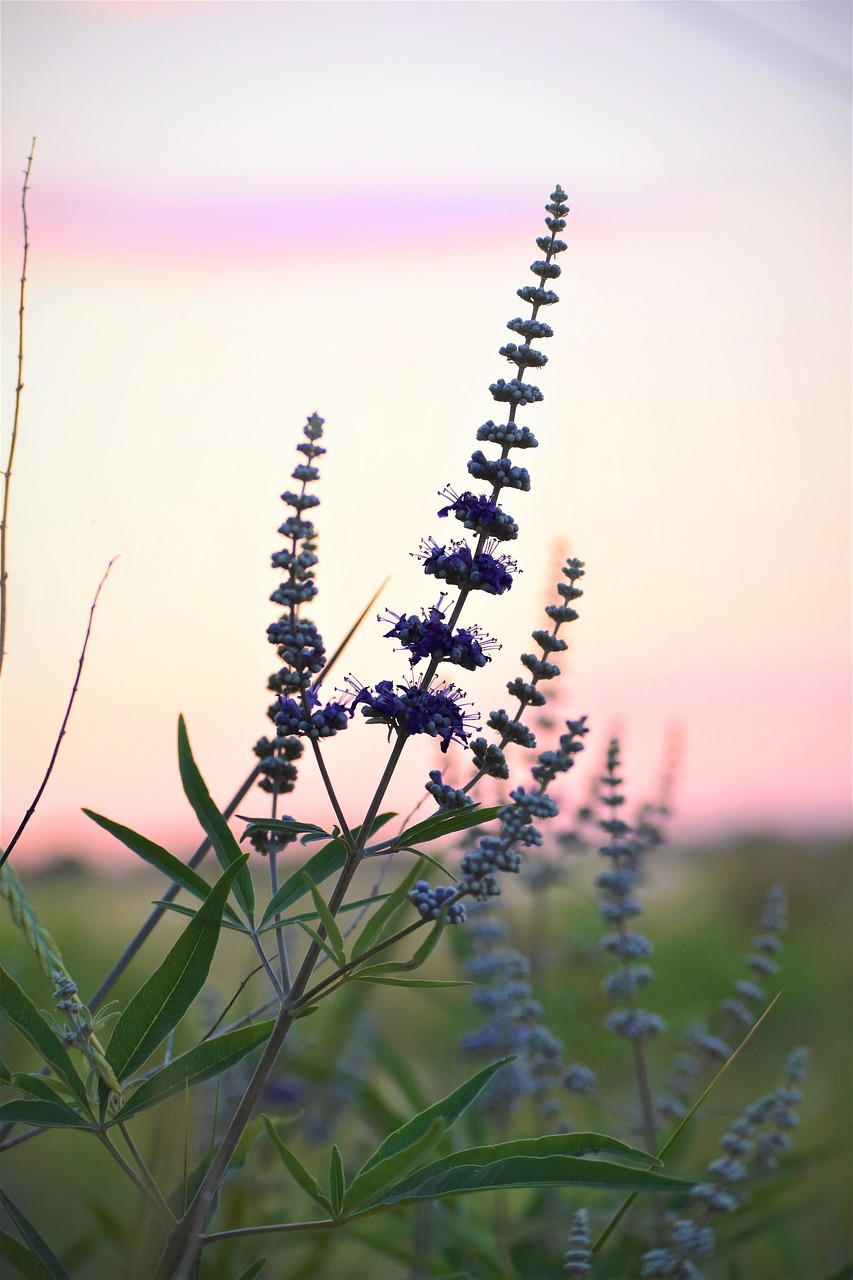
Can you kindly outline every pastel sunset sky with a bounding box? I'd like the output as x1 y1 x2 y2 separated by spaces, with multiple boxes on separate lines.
2 1 850 868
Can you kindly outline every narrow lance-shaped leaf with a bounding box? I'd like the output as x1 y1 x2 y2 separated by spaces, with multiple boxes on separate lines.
0 1229 46 1280
0 1188 70 1280
82 809 242 925
256 892 391 936
390 804 502 851
328 1144 346 1217
352 909 451 981
106 858 247 1084
177 715 255 921
353 1136 690 1215
358 1058 515 1178
241 817 333 844
302 874 346 966
261 1117 333 1214
0 1099 94 1130
112 1020 275 1124
149 900 250 933
352 860 425 959
235 1261 268 1280
343 1117 445 1212
0 965 90 1114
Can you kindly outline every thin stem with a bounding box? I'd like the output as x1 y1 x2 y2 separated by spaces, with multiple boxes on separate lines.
97 1130 174 1232
249 931 285 1001
357 729 408 854
267 801 292 994
293 916 426 1008
200 990 276 1042
0 138 35 683
119 1122 177 1226
1 558 116 869
307 734 355 849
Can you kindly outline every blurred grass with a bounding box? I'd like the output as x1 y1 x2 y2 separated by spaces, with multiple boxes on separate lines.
1 832 850 1278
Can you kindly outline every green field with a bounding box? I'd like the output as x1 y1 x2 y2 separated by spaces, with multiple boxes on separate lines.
2 832 850 1279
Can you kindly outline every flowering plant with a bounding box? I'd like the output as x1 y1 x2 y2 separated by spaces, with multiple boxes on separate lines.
0 178 816 1280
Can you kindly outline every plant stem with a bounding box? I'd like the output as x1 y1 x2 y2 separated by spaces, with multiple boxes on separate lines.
1 558 116 869
0 138 35 684
98 1130 174 1231
119 1122 177 1226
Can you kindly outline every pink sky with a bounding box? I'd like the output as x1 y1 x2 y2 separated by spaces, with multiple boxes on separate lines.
2 2 850 868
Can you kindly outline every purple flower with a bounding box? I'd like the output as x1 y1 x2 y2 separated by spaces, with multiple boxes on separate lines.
346 677 478 752
275 687 349 740
437 487 519 540
382 600 497 671
417 538 517 596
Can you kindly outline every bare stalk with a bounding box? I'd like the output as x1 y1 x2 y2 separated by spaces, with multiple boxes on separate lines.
0 557 116 869
0 138 36 681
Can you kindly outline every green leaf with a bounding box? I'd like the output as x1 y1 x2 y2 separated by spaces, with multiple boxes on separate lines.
149 900 250 932
261 1117 333 1213
343 1117 445 1211
258 813 396 927
0 1229 48 1280
82 810 241 926
328 1144 346 1217
0 1099 93 1130
0 1188 70 1280
354 1134 686 1215
177 716 255 922
391 804 502 850
256 893 390 936
235 1261 268 1280
369 1033 429 1113
351 910 453 982
241 817 333 844
351 976 470 989
8 1070 80 1107
106 858 246 1083
302 874 346 966
260 839 348 925
409 911 448 966
358 1058 514 1178
0 965 89 1113
296 920 343 967
112 1020 274 1123
352 861 425 959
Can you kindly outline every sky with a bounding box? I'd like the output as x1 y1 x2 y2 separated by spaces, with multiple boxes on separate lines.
1 0 851 869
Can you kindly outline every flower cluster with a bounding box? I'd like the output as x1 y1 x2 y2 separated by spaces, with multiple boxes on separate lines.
381 597 498 671
564 1207 592 1277
594 740 665 1042
409 879 466 924
347 677 478 753
459 717 589 902
250 413 343 855
351 186 570 772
